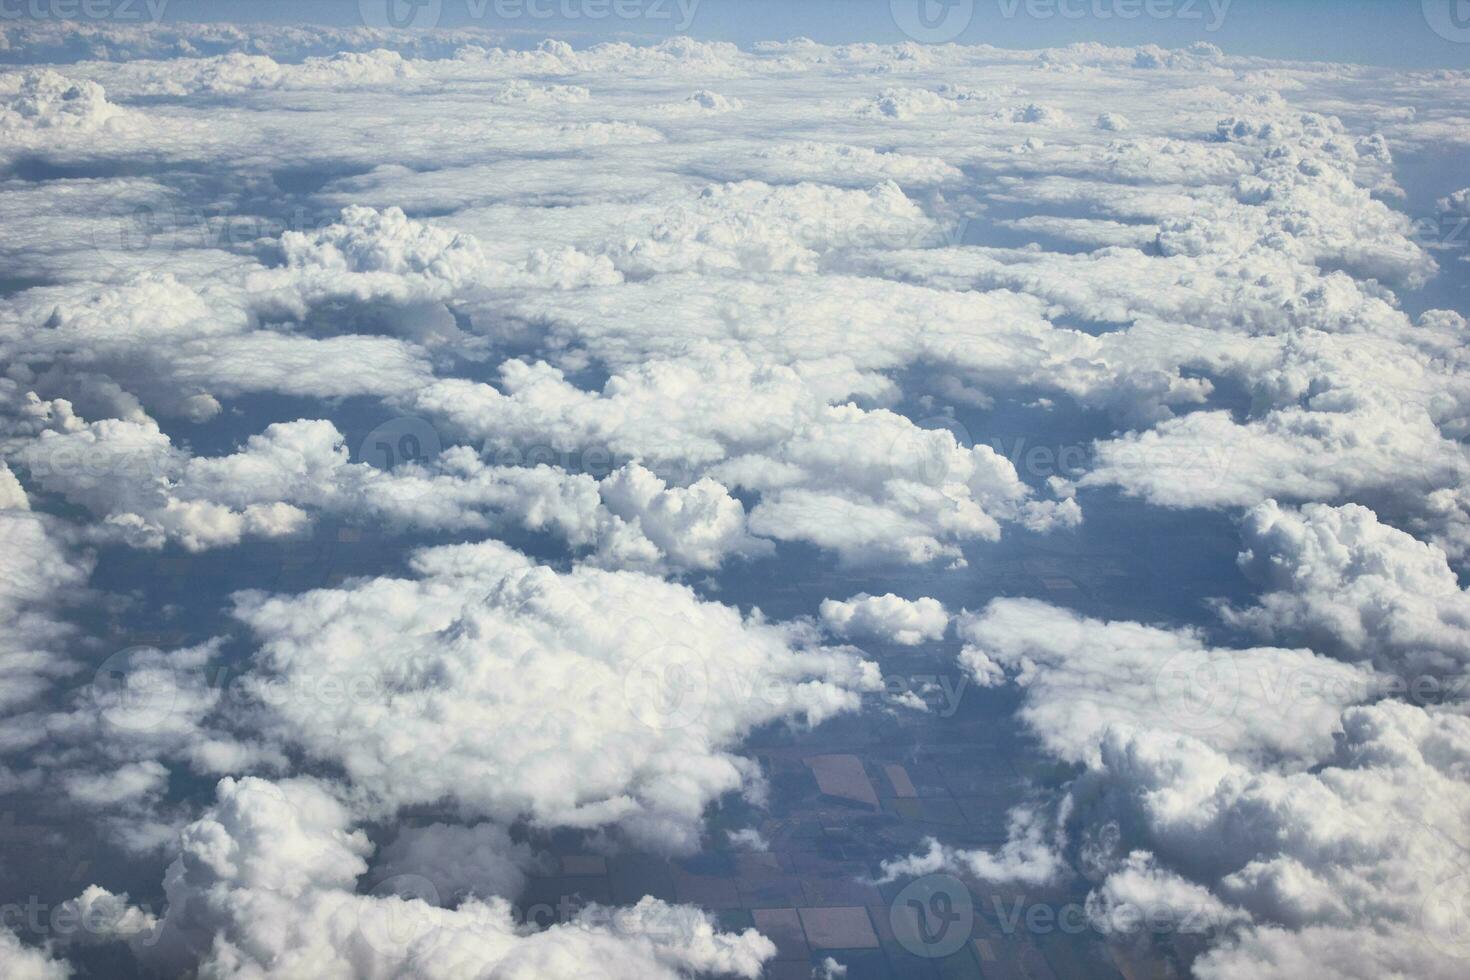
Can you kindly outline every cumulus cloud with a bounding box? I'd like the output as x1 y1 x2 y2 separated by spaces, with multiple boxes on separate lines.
124 776 775 979
418 349 1076 565
606 180 940 277
5 21 1470 979
250 205 621 317
1220 500 1470 675
0 925 69 980
60 760 169 808
728 141 962 186
230 539 881 852
1 273 435 419
12 404 776 570
956 597 1378 766
889 595 1470 978
878 807 1065 887
596 462 771 572
145 49 420 94
371 823 544 907
0 509 90 721
0 69 125 132
819 593 949 646
857 88 956 120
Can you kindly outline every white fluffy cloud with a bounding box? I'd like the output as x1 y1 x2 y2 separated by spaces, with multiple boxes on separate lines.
596 462 771 572
606 180 939 277
372 823 543 907
125 776 776 979
956 597 1377 767
5 21 1470 979
417 350 1077 565
819 593 949 646
1 273 435 421
10 411 752 567
250 205 621 316
0 69 126 132
892 595 1470 979
0 508 90 727
230 539 881 852
1221 500 1470 675
134 49 421 95
0 925 69 980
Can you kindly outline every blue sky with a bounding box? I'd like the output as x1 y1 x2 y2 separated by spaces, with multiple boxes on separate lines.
77 0 1470 68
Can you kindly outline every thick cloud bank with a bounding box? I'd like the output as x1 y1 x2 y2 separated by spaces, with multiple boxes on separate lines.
231 540 880 853
128 776 775 979
887 516 1470 978
2 18 1468 979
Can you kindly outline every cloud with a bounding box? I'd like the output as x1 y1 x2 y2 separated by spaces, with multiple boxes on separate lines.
124 776 776 979
878 807 1066 887
250 205 621 317
371 823 543 907
53 885 159 948
145 49 421 95
2 274 435 419
596 462 771 572
9 394 771 570
4 23 1469 978
896 596 1470 978
60 760 169 808
418 350 1076 565
726 828 769 852
955 597 1376 766
0 509 90 722
724 141 962 187
230 539 881 852
606 180 940 277
487 80 591 106
0 925 69 980
857 88 956 120
819 593 949 646
38 636 286 839
0 69 125 132
1439 188 1470 217
1220 500 1470 675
